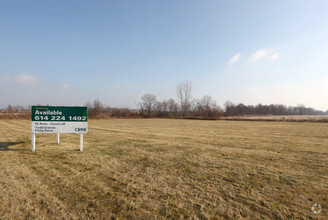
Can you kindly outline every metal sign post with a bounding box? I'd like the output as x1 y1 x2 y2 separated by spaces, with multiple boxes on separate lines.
32 133 36 152
57 133 60 144
80 134 83 152
31 106 88 151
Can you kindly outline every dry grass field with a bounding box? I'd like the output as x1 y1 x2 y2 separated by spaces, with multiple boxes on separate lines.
220 115 328 122
0 119 327 219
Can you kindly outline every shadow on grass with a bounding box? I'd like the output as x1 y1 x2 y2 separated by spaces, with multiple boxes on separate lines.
0 142 29 151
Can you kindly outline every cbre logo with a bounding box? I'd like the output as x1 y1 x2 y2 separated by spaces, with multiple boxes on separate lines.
75 128 87 132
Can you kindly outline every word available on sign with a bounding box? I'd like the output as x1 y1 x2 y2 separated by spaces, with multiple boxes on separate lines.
31 106 88 152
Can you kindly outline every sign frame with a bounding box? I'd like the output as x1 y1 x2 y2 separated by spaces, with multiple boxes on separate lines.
31 106 88 152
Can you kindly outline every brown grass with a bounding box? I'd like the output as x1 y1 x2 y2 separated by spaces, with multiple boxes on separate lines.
0 119 327 219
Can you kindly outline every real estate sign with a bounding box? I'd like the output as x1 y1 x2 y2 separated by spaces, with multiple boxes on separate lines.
31 106 88 133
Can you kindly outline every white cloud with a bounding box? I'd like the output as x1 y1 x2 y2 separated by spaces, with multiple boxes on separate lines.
269 52 279 60
250 86 260 93
251 49 267 62
113 83 121 88
227 53 241 65
14 73 38 86
62 84 70 89
1 73 38 86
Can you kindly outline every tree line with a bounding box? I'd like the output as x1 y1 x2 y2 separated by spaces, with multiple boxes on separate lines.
88 80 328 118
1 80 327 119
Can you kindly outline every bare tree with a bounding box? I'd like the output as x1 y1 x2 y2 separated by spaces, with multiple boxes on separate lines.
167 99 177 113
155 100 169 117
201 95 212 117
211 101 223 118
93 99 103 117
137 94 157 117
167 99 178 117
193 95 221 118
176 80 192 117
86 99 104 118
224 101 236 116
7 105 14 113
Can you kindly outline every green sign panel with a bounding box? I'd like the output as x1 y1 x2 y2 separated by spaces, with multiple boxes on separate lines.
31 106 88 122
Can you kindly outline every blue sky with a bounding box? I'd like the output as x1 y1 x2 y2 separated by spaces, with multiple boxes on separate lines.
1 0 328 110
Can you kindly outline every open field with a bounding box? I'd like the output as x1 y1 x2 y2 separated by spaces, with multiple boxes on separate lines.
0 119 327 219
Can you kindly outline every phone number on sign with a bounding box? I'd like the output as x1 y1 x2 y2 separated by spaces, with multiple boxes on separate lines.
34 116 87 121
